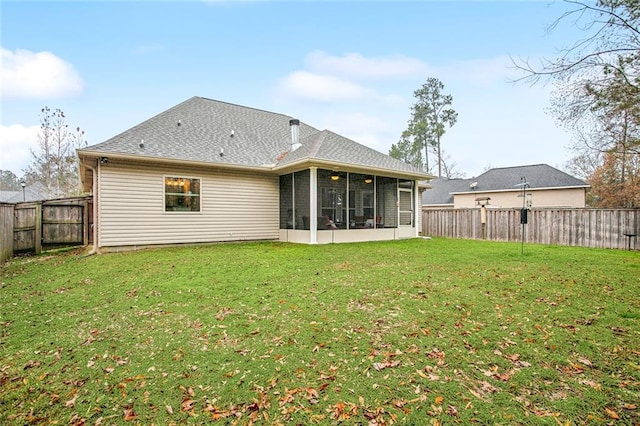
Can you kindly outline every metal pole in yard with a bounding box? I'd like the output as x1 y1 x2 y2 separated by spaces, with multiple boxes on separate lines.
516 178 529 255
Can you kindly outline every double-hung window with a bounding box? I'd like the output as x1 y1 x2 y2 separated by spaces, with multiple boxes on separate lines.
164 176 201 212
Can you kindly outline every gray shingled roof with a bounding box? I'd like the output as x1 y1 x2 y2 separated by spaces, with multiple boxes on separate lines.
452 164 588 193
422 164 589 205
79 96 429 178
0 182 50 203
421 177 474 205
81 97 318 167
276 129 429 175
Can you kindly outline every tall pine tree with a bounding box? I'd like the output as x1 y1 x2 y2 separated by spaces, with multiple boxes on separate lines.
390 78 457 177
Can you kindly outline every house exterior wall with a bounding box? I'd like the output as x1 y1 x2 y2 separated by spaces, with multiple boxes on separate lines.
97 160 279 248
453 188 586 209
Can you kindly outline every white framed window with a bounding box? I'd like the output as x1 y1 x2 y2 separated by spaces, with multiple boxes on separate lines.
164 176 201 212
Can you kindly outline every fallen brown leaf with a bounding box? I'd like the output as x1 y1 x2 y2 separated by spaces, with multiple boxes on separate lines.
123 406 137 421
65 389 78 408
446 404 458 416
605 407 620 419
181 398 196 412
578 357 593 367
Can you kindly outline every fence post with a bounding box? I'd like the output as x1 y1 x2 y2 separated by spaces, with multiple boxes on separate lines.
83 197 89 245
0 203 14 263
34 202 42 255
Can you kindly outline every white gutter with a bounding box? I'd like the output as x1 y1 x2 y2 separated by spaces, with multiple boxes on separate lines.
84 161 98 255
76 150 276 173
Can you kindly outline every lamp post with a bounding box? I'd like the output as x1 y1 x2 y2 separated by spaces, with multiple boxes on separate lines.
20 181 26 201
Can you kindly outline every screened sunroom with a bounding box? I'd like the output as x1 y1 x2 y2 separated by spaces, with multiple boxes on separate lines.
279 167 421 244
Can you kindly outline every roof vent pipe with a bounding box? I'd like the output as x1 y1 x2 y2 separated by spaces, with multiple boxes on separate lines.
289 119 301 152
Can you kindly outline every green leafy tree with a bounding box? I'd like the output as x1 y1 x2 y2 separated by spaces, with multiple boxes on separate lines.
0 170 21 190
389 131 424 170
390 78 457 177
24 107 87 198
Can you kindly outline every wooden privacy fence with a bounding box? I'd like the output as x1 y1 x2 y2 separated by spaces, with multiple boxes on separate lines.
0 203 14 264
9 197 93 257
422 208 640 250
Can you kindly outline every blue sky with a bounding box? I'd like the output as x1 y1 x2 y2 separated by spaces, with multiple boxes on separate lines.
1 0 583 178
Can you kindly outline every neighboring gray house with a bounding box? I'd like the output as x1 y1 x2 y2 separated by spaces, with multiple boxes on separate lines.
78 96 433 251
423 164 589 209
0 182 49 203
421 177 473 209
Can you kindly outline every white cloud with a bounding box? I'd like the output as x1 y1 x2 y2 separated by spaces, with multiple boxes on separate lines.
306 51 432 80
277 71 407 104
0 124 40 175
277 71 376 103
322 112 393 152
436 55 523 88
274 52 573 177
275 50 422 104
1 47 83 99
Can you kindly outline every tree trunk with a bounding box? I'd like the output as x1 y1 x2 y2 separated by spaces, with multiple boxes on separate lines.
424 143 429 174
437 136 442 178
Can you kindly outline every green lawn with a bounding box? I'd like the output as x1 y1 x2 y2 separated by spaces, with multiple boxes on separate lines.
1 238 638 425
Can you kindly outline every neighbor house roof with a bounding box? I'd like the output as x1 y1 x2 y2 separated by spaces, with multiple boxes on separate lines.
451 164 589 194
422 177 474 206
422 164 589 205
78 96 430 180
0 182 50 203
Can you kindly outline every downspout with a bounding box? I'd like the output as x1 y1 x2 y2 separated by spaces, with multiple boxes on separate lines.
85 161 98 255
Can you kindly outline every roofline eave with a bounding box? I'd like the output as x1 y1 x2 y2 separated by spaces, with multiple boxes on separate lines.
76 150 435 181
273 157 434 181
77 150 276 173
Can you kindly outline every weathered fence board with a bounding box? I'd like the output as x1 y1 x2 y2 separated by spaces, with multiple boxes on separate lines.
0 203 14 264
13 203 41 253
42 204 84 246
12 196 92 254
422 208 639 250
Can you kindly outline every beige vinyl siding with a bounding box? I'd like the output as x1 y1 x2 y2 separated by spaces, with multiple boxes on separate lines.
453 188 587 209
98 161 279 247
